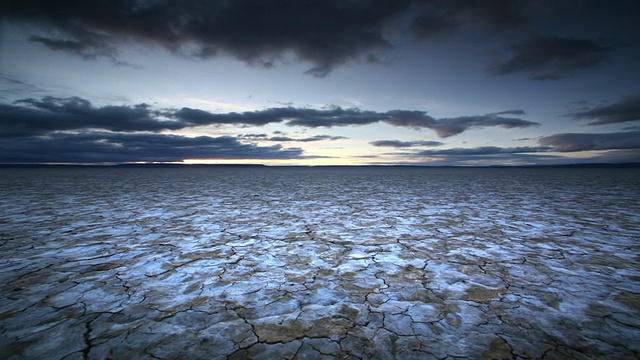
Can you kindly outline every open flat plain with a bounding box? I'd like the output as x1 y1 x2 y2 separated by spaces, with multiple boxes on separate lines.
1 167 639 359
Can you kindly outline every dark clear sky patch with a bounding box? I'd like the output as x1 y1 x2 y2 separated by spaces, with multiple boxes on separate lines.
410 0 528 38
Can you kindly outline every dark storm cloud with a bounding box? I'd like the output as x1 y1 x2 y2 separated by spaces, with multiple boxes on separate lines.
0 132 304 163
370 140 444 148
2 0 413 77
489 36 612 80
4 1 632 78
4 96 537 138
538 131 640 152
569 93 640 125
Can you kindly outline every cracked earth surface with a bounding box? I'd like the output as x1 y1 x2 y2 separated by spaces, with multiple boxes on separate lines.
1 167 639 359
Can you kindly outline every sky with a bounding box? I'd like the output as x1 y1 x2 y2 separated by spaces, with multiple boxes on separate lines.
1 0 639 166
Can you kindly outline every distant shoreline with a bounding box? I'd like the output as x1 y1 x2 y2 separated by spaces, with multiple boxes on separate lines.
1 162 639 169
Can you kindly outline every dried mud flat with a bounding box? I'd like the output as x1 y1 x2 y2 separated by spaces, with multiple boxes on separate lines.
1 167 639 359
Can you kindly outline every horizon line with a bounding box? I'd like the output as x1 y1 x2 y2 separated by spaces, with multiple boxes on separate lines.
1 162 640 169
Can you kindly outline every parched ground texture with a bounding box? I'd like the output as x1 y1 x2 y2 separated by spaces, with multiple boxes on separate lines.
1 167 639 359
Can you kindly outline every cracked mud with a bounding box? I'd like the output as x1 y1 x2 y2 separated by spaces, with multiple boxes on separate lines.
1 167 639 359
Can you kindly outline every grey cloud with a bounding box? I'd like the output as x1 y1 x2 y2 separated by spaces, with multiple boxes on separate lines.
389 149 568 166
489 36 612 80
383 110 437 129
491 110 526 116
268 135 347 142
268 136 300 142
386 129 640 165
238 134 269 139
426 153 566 166
0 73 48 97
538 131 640 152
29 35 139 68
3 96 538 139
172 107 326 126
416 146 549 156
30 36 112 60
569 93 640 125
284 107 385 127
288 108 538 137
0 132 304 163
429 115 539 137
240 133 346 142
586 149 640 164
177 106 379 128
370 140 444 148
415 130 640 156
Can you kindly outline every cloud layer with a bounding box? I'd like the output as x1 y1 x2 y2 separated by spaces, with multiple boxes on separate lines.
418 131 640 155
3 96 539 139
409 131 640 164
1 132 304 163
